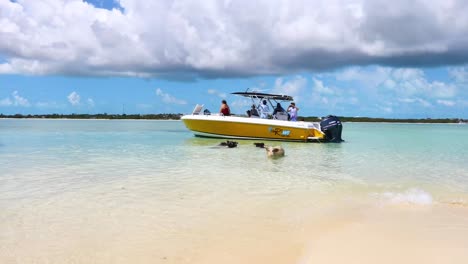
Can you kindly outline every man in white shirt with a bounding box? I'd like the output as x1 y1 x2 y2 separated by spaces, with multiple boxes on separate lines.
258 100 270 119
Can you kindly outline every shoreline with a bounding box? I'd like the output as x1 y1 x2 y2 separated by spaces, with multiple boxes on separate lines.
1 117 466 124
0 118 181 121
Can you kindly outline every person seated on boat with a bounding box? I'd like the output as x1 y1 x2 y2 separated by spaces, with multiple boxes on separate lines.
287 102 299 121
272 103 286 115
246 104 260 118
258 100 270 119
219 100 230 116
272 103 288 120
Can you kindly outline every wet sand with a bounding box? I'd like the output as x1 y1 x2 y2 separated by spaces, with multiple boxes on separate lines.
2 195 468 264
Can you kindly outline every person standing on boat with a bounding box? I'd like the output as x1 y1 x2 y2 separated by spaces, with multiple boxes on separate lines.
287 102 299 121
220 100 230 116
258 100 270 119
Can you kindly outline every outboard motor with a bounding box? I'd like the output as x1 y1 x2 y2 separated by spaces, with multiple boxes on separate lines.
320 115 343 143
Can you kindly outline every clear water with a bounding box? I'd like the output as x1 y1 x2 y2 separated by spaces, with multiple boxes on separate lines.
1 119 468 263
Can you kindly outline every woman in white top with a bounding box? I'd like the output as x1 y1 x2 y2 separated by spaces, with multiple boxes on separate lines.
287 102 299 121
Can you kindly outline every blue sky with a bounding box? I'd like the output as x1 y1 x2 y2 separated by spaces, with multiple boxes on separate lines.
1 0 468 118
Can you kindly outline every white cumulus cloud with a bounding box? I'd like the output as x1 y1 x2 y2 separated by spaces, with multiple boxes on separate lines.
272 75 308 103
156 88 187 105
0 91 30 107
12 91 30 106
0 97 13 106
68 91 81 106
335 66 458 99
312 78 335 95
207 89 226 98
1 0 468 78
437 100 456 107
35 101 63 109
398 97 432 107
87 98 95 107
449 67 468 84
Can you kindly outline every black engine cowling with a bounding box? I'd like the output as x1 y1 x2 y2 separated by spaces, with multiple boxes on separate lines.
320 115 343 143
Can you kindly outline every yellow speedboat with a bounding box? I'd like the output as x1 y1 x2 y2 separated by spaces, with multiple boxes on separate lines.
181 92 343 142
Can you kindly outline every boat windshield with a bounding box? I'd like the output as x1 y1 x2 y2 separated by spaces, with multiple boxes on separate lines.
232 91 293 119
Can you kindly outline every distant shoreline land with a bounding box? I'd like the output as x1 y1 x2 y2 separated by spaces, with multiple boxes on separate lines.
0 113 184 120
0 113 466 123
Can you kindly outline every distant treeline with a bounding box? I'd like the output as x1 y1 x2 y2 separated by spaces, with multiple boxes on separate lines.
0 113 466 123
0 113 183 120
302 116 466 123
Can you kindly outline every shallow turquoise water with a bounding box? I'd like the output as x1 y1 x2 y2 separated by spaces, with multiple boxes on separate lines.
2 120 467 201
1 119 468 263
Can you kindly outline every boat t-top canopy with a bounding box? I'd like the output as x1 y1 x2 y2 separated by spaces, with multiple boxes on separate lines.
231 92 294 101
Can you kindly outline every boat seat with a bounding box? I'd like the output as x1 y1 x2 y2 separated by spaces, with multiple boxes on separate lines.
192 104 204 115
275 112 289 121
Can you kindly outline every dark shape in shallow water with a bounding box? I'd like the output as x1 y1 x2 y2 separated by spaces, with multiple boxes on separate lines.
254 142 265 148
218 140 238 148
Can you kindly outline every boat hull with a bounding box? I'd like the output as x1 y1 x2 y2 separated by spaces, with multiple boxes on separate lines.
181 115 325 142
